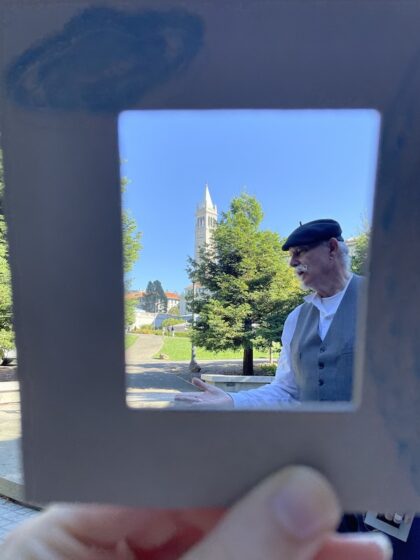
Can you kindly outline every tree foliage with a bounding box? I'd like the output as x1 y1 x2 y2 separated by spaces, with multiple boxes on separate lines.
162 317 184 327
124 297 138 330
351 229 370 275
188 193 303 375
121 174 142 328
0 149 4 214
142 280 168 313
168 305 180 316
121 176 142 275
0 149 14 358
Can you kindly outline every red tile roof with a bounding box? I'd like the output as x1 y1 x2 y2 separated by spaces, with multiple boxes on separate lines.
165 292 180 300
125 290 180 301
125 290 145 300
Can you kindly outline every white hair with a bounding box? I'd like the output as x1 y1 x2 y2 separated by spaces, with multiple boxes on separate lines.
319 239 351 271
337 240 351 272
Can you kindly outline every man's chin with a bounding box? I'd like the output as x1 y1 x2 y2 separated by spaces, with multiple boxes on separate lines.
296 275 312 291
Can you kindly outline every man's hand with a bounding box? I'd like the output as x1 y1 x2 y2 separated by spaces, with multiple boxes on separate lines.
1 466 391 560
174 377 234 408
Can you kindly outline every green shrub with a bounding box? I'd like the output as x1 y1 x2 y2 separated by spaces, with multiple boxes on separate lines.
133 326 161 335
258 363 277 376
162 318 185 327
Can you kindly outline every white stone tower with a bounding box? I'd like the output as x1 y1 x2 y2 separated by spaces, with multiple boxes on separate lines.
194 184 218 262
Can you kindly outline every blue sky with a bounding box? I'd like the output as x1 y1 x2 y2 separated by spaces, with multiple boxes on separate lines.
118 109 380 294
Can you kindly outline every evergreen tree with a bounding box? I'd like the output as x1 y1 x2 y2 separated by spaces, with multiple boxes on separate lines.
351 229 370 275
142 280 168 313
188 193 303 375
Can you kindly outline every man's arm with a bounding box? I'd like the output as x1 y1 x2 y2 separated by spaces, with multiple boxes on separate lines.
175 306 302 409
228 306 301 408
229 344 299 408
227 306 301 407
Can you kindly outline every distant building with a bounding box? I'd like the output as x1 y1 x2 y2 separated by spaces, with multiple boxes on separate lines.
126 290 145 303
180 184 218 315
165 292 181 311
179 292 188 316
132 310 156 329
126 290 180 311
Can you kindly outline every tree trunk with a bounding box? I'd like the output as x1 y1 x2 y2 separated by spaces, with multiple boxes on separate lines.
243 345 254 375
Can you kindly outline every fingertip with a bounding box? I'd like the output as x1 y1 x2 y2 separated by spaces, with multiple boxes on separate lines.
371 533 393 560
319 532 393 560
268 466 341 540
183 465 341 560
192 377 205 388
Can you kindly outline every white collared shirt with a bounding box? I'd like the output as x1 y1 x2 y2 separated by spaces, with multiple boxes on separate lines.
230 275 353 408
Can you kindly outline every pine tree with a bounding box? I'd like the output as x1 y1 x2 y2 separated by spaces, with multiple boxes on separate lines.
142 280 168 313
188 193 303 375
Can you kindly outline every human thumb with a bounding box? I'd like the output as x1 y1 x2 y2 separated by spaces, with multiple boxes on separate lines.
181 466 341 560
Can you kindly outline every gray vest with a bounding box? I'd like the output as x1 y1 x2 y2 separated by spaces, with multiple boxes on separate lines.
290 275 363 402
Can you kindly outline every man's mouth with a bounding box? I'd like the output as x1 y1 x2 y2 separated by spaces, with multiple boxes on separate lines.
295 265 308 278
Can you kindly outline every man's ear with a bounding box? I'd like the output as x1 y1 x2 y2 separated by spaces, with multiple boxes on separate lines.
328 237 339 257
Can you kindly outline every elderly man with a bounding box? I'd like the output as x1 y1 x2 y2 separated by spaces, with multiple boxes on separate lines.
176 218 420 557
176 218 360 408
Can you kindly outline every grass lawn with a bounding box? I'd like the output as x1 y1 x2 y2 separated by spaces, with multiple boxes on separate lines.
153 336 279 361
125 334 138 349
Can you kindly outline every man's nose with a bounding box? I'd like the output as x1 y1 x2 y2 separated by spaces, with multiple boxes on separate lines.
289 255 298 267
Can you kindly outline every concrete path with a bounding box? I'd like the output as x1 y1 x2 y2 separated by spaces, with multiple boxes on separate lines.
124 334 199 407
126 371 197 408
0 401 23 498
125 334 163 371
124 333 249 407
0 366 17 382
0 496 39 544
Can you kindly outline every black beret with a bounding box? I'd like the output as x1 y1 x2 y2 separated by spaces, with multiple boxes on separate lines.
282 219 343 251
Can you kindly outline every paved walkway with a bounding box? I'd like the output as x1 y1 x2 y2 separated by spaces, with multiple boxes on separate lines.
0 496 38 544
0 400 22 487
124 334 249 407
125 334 164 368
0 373 38 541
0 366 16 380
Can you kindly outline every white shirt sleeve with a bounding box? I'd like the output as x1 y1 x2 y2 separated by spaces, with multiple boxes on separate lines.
229 306 302 409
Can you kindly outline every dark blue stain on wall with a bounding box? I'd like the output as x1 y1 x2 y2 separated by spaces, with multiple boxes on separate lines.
5 7 204 112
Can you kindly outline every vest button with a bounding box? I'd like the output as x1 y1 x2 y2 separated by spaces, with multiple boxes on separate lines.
320 346 326 352
318 379 324 386
318 362 325 369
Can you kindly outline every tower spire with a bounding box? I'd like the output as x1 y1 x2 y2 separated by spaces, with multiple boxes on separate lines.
194 183 218 261
204 183 213 208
